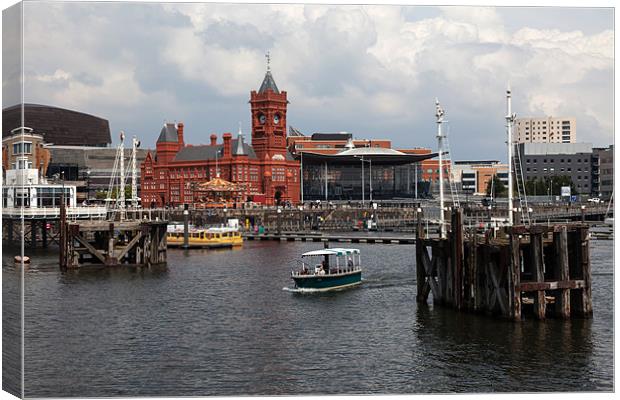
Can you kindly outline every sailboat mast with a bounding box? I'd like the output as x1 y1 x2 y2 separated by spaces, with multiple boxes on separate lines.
506 88 514 226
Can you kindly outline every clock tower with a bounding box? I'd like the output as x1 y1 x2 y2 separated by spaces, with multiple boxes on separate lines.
250 57 288 160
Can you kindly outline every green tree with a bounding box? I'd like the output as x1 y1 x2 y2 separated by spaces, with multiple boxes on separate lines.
486 174 507 197
95 187 132 200
524 175 575 197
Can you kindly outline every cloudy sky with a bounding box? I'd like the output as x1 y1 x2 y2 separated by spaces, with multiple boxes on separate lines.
3 1 614 160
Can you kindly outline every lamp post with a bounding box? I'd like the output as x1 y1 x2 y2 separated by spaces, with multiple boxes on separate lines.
61 171 66 208
361 156 365 207
356 155 373 206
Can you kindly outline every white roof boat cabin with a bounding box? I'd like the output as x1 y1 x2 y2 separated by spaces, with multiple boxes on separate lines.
291 247 362 292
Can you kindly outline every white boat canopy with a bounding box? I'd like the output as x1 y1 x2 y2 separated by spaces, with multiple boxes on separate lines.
301 248 360 257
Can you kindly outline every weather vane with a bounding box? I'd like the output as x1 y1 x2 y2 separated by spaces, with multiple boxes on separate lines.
265 51 271 72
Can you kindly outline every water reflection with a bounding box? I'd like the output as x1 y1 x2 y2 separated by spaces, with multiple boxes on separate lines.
413 302 596 392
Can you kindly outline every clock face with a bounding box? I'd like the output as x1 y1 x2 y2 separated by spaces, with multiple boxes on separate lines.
273 114 280 124
259 114 266 124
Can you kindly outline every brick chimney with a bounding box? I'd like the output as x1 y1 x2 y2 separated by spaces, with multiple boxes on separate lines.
210 134 217 146
222 132 232 158
177 122 184 148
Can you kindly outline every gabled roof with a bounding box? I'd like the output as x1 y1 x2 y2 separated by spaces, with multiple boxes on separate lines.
157 123 178 143
258 71 279 94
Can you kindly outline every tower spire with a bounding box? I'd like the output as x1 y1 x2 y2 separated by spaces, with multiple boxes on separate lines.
265 51 271 72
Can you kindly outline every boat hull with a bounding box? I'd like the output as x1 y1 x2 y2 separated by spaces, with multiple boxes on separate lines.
292 270 362 292
167 241 241 249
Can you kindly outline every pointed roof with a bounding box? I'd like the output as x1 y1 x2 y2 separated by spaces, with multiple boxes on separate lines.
234 130 246 156
258 70 279 94
157 123 178 143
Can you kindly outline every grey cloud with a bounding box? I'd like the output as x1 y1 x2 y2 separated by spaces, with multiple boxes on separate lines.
200 20 274 50
2 3 22 108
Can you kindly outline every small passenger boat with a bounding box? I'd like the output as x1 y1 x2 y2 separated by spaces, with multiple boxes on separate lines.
167 226 243 248
14 255 30 264
291 248 362 292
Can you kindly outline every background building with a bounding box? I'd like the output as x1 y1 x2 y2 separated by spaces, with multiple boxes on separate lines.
451 160 508 196
288 131 391 154
593 145 614 200
515 117 576 143
3 103 111 147
518 142 594 196
140 68 300 207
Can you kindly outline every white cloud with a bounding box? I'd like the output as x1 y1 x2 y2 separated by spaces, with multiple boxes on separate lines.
18 3 613 156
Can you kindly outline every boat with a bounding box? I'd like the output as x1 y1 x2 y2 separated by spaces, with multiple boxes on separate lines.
14 255 30 264
167 226 243 248
290 247 362 292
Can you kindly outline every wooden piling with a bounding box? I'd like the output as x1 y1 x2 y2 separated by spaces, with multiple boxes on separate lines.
414 209 592 322
553 226 570 319
530 228 546 320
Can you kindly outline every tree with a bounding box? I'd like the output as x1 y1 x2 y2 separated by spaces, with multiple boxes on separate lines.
95 187 132 200
486 174 507 197
524 175 575 197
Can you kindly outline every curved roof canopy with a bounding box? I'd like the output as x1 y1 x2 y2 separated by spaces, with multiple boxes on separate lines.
298 148 438 165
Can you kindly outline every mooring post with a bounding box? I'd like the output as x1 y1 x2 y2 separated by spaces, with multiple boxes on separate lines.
508 231 522 321
530 228 546 320
183 208 190 249
59 200 67 268
415 208 427 303
30 220 37 249
107 222 116 265
42 219 48 248
576 226 593 317
468 232 479 311
451 209 464 310
554 226 570 318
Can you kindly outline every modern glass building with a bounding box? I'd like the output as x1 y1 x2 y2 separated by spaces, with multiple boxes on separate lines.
299 147 437 201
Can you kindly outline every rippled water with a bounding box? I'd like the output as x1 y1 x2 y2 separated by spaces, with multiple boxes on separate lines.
2 238 613 396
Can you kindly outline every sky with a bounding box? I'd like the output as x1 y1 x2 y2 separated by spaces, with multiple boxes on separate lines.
2 1 615 161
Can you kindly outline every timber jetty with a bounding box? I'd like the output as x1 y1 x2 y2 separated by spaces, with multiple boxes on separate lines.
59 208 168 269
416 209 592 321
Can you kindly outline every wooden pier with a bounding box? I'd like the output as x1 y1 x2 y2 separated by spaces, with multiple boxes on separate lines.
59 218 168 269
416 209 593 321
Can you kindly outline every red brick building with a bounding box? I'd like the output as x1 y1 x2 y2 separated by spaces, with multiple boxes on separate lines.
140 68 300 207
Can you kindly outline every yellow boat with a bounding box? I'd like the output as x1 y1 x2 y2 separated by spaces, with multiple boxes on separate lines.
167 227 243 248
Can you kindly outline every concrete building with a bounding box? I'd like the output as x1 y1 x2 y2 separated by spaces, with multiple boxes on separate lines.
452 160 508 196
593 145 613 200
515 117 576 144
518 142 594 196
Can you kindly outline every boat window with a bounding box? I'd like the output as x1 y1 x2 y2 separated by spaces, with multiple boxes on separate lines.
200 232 205 239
